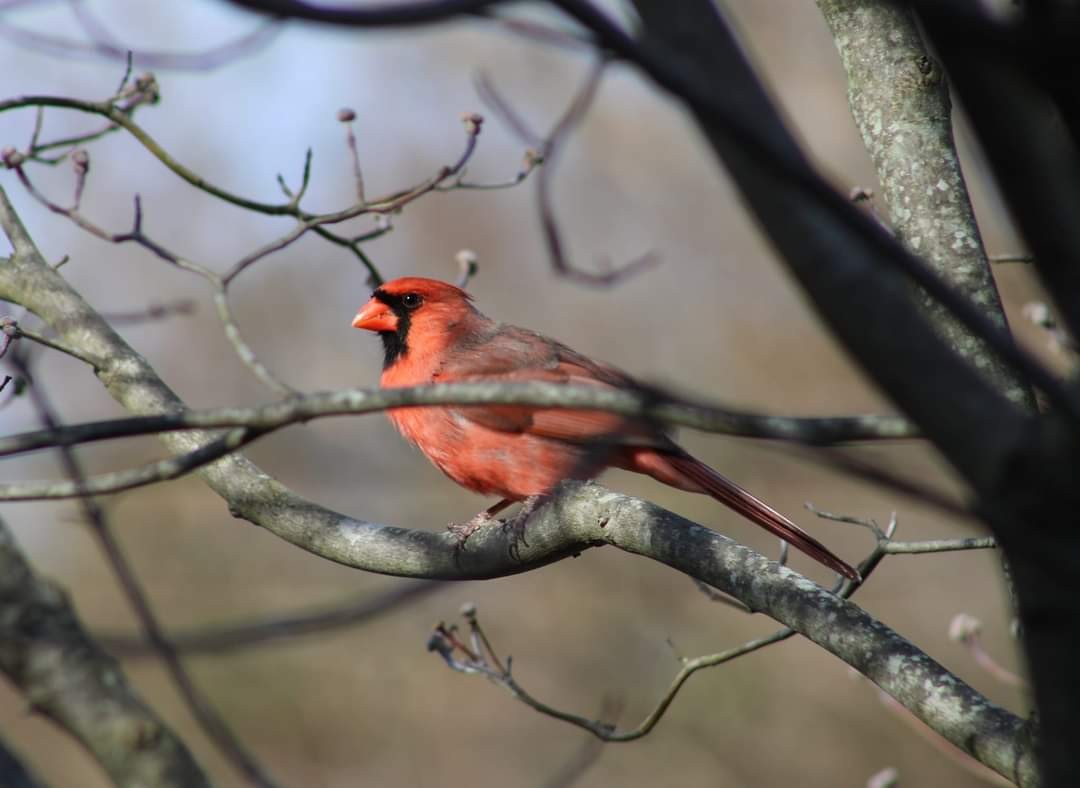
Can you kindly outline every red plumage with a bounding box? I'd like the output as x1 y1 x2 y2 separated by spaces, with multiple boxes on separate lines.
353 277 857 581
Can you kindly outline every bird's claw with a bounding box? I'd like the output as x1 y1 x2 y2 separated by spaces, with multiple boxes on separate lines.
447 495 546 559
502 511 531 561
447 512 496 549
501 494 546 561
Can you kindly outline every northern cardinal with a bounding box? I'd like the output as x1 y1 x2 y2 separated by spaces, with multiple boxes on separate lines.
353 277 857 580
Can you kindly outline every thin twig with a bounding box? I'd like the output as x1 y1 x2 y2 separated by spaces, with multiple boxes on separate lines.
0 427 261 501
430 610 795 741
99 580 442 656
1 319 97 366
10 354 279 788
0 13 282 71
212 289 296 396
0 384 919 460
101 299 196 324
428 508 999 742
338 108 366 204
480 60 659 285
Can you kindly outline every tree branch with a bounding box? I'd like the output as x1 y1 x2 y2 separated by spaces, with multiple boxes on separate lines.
0 384 916 458
0 182 1035 783
99 580 442 657
0 516 210 788
816 0 1036 411
0 427 261 500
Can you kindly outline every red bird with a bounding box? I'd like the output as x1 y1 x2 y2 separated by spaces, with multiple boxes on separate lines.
353 277 857 580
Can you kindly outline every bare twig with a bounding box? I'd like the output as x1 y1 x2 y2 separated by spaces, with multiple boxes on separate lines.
0 426 261 501
212 290 296 396
474 71 543 146
805 505 995 585
429 606 796 742
0 384 919 461
793 446 972 520
99 580 441 656
0 10 282 70
428 509 997 745
481 59 659 285
0 91 528 285
483 12 597 52
10 354 279 788
2 166 293 390
0 316 16 358
0 318 96 366
338 107 366 204
101 299 196 325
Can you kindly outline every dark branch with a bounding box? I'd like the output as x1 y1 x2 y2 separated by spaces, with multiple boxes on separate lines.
100 580 441 656
0 514 209 787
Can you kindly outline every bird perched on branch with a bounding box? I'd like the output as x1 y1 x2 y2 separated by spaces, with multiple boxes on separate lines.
353 276 857 580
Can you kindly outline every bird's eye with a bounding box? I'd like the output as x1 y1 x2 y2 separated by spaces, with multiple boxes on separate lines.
401 293 423 309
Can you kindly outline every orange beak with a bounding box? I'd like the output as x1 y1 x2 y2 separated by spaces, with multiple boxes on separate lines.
352 298 398 333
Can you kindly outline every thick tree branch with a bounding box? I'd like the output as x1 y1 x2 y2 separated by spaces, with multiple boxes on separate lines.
0 517 209 788
432 512 1001 745
816 0 1036 411
908 1 1080 346
0 183 1034 785
12 350 279 788
622 0 1032 498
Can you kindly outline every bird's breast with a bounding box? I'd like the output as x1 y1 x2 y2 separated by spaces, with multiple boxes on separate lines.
385 405 600 500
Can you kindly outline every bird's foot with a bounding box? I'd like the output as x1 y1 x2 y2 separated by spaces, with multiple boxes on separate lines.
447 511 498 549
501 494 546 561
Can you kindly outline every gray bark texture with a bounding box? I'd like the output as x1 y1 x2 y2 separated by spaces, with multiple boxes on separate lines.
0 518 210 788
816 0 1036 410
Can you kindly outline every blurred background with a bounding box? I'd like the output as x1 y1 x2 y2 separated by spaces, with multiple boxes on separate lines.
0 1 1046 786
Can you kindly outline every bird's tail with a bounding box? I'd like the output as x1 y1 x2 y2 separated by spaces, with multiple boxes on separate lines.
627 448 860 581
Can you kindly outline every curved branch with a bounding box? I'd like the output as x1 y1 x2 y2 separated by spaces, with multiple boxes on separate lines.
0 183 1035 786
0 94 487 223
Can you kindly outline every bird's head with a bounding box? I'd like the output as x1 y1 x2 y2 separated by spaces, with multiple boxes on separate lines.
352 277 481 369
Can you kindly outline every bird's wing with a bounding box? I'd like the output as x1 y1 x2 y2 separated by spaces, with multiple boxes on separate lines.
434 325 667 446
